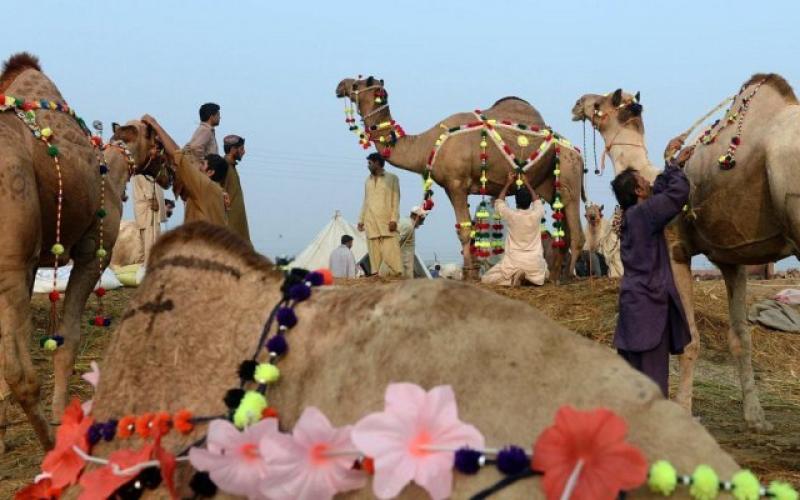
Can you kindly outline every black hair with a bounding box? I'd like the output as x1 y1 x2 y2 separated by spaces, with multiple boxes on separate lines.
223 136 245 154
515 185 532 210
205 154 229 184
611 167 640 210
341 234 354 245
199 103 220 122
164 199 176 208
366 152 385 166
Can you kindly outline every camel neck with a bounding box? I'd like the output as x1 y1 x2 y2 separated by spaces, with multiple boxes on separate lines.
599 125 660 183
362 106 432 176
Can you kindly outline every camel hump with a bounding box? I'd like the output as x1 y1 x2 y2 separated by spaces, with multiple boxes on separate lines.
492 96 530 107
2 52 41 79
743 73 798 102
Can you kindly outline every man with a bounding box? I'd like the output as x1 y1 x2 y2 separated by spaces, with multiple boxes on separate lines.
610 136 694 397
481 172 547 286
223 134 251 245
140 115 229 227
330 234 357 279
185 102 221 163
132 173 166 264
397 207 427 278
358 152 402 277
431 264 441 278
164 199 176 219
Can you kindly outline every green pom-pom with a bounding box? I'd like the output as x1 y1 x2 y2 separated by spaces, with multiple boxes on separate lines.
233 391 267 429
731 470 761 500
47 145 59 157
254 363 280 384
648 460 678 495
768 481 799 500
96 208 107 218
690 465 720 500
43 339 58 351
51 243 65 256
96 247 107 259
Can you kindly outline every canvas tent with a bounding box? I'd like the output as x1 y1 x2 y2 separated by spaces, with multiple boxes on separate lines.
291 211 431 278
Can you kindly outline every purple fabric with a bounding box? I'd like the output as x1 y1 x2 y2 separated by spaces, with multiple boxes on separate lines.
614 163 691 354
618 324 671 397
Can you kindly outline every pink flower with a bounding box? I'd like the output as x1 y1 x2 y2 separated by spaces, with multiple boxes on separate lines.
188 418 279 499
81 361 100 415
352 383 484 499
259 407 366 499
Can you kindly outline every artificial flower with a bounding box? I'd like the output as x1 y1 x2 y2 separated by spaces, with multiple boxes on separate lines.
41 398 93 489
260 407 366 499
81 361 100 415
14 476 61 500
189 418 279 499
77 442 155 500
532 406 647 500
352 383 484 499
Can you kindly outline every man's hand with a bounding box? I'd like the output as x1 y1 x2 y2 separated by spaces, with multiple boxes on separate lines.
664 133 688 160
506 171 517 185
389 221 397 232
140 114 157 128
675 145 696 167
357 222 364 232
223 192 231 210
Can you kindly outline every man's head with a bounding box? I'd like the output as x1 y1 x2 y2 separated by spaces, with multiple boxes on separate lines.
204 154 229 185
410 206 427 227
223 135 246 161
199 103 221 126
515 185 533 210
367 152 385 175
612 167 651 210
341 234 354 249
434 264 441 271
164 199 176 219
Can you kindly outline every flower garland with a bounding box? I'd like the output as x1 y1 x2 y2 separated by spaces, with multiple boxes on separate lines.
694 80 765 170
470 200 504 260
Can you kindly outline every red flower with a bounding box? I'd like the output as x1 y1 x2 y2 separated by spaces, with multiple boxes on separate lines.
532 406 647 500
135 413 155 438
78 443 154 500
117 415 136 438
173 409 195 434
14 477 61 499
41 399 93 489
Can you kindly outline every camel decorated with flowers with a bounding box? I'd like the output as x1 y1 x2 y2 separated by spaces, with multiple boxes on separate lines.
27 222 758 499
336 76 585 282
0 53 167 452
572 74 800 431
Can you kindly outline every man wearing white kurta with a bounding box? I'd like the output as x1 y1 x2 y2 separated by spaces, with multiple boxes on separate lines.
397 207 427 278
132 174 166 265
482 172 548 286
329 235 357 278
358 153 403 277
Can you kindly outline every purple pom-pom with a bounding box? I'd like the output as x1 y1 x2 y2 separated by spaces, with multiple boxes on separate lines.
305 271 324 287
87 423 103 445
276 307 297 328
496 446 528 475
53 335 65 346
103 317 112 327
266 334 288 356
102 420 117 441
288 283 311 302
454 447 483 475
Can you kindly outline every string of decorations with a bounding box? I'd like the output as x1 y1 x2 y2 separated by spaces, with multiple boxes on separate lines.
470 200 504 261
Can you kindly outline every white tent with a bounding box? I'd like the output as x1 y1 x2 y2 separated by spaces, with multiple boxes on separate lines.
291 211 431 278
33 264 123 294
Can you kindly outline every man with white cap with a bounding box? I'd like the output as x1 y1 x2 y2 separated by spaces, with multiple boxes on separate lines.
397 206 427 278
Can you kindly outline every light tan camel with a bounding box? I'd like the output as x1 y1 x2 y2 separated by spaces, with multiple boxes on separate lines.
572 75 800 431
336 76 585 282
0 53 166 450
57 222 741 498
584 202 623 278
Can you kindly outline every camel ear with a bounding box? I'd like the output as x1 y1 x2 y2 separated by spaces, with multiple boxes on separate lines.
112 125 138 143
111 122 121 134
366 76 374 86
611 89 623 107
600 204 605 212
634 91 641 103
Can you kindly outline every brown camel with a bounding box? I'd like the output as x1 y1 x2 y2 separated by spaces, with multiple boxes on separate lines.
336 76 585 282
0 53 166 451
52 222 742 498
572 75 800 431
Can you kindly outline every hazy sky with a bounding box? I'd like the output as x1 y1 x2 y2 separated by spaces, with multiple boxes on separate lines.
8 0 800 268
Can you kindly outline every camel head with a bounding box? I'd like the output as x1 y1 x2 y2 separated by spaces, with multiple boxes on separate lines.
336 75 388 120
572 89 642 131
584 202 604 226
111 120 173 189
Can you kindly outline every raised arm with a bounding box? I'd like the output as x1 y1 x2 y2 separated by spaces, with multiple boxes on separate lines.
641 162 690 232
497 171 516 201
521 173 540 202
140 115 180 162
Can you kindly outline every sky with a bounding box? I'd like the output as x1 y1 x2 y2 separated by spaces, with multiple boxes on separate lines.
8 0 800 269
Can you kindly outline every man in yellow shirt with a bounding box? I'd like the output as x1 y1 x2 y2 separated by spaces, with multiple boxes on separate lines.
358 153 402 277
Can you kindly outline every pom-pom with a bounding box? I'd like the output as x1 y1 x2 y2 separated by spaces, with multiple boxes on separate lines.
496 446 528 475
94 316 105 326
51 243 65 256
135 413 155 438
254 363 280 384
43 338 58 351
99 164 109 175
767 481 798 500
305 271 324 287
312 268 334 285
233 391 268 429
47 145 59 157
288 283 311 302
731 470 760 500
96 247 107 259
174 410 194 434
238 360 258 381
648 460 678 495
423 198 434 211
266 335 288 356
95 287 106 297
189 471 218 497
690 465 720 500
517 135 530 147
276 307 297 329
103 317 112 327
118 415 136 438
49 290 60 302
224 388 245 409
102 420 117 441
152 412 171 436
454 447 484 475
262 407 279 419
87 423 103 445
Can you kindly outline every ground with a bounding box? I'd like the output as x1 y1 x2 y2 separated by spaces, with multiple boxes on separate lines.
1 278 799 497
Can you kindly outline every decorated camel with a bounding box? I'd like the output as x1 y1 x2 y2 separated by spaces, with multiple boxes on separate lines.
336 76 585 282
27 222 765 499
0 53 168 451
572 74 800 431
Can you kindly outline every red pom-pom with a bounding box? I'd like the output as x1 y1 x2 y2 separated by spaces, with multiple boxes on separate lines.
262 407 279 419
731 136 741 146
49 290 61 303
94 316 105 326
479 153 488 160
555 146 561 154
313 268 334 285
174 410 194 434
381 148 391 158
423 199 434 211
455 223 462 230
479 187 487 195
554 180 561 189
22 101 35 111
95 287 106 298
530 151 539 160
91 136 103 147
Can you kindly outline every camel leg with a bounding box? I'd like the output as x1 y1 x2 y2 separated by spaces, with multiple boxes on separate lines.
562 186 583 282
52 235 104 418
718 263 771 431
669 247 699 412
445 187 475 280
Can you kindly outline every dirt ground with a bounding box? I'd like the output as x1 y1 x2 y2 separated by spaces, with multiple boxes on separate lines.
1 278 799 497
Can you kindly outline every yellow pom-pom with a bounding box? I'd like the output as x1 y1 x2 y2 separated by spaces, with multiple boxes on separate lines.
379 136 386 143
96 248 107 259
439 133 447 141
43 339 58 351
254 363 280 384
233 391 268 429
49 101 57 110
767 481 798 500
690 465 719 500
553 201 564 210
480 175 487 183
492 131 502 141
558 230 565 237
480 140 487 148
553 169 561 176
517 136 529 147
718 155 728 163
731 470 761 500
41 127 53 138
4 96 14 106
435 140 442 147
51 243 65 256
424 179 433 190
515 179 523 187
469 230 476 239
487 119 496 126
648 460 678 495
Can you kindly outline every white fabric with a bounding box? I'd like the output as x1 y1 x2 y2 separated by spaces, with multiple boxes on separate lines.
775 289 800 305
33 265 123 293
481 199 547 286
329 245 357 278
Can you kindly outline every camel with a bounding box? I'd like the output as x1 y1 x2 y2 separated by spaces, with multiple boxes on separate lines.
0 53 167 451
572 74 800 430
336 76 585 282
47 222 742 498
583 202 623 278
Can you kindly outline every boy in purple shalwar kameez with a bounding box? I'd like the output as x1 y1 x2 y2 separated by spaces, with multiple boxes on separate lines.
611 137 694 397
